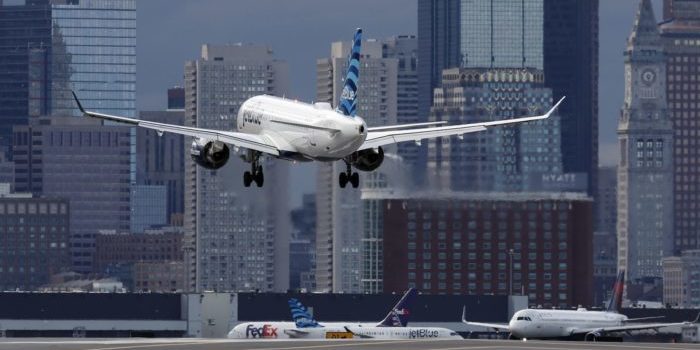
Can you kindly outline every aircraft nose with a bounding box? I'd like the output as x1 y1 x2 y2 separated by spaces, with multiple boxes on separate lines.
509 321 522 337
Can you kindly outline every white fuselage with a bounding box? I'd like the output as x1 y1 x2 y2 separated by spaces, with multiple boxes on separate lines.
508 309 627 339
236 95 367 161
345 326 462 340
227 322 460 340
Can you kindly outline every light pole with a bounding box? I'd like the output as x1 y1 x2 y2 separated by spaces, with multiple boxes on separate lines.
508 248 514 296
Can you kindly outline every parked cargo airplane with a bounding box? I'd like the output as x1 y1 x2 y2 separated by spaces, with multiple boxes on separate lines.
463 270 699 341
229 288 434 339
72 28 564 189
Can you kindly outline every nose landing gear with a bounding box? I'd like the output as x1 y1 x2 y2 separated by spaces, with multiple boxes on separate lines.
338 162 359 188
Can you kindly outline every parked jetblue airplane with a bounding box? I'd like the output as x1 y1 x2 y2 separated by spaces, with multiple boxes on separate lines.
72 28 564 189
228 288 433 339
281 289 460 340
463 270 699 341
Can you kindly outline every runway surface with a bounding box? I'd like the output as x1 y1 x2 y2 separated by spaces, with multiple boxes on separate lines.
0 338 699 350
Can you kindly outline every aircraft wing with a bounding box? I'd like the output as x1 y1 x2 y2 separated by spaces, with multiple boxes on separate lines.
344 326 373 339
71 91 280 156
461 307 510 332
359 96 565 151
572 313 700 336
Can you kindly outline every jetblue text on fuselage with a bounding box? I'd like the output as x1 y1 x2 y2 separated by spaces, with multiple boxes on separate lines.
242 110 263 126
409 329 439 339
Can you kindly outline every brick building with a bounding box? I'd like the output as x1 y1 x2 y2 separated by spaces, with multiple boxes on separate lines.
365 192 593 308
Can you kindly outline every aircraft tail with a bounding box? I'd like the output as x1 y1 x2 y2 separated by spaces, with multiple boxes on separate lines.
288 298 322 328
336 28 362 117
377 288 417 327
606 269 625 313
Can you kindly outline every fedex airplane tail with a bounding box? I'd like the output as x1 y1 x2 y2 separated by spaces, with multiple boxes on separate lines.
377 288 417 327
336 28 362 117
288 298 321 328
606 269 625 313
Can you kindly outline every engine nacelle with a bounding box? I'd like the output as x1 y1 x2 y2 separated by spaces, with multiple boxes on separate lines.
190 138 230 170
348 147 384 172
584 331 601 342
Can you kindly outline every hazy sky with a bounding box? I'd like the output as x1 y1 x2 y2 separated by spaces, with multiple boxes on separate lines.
136 0 661 206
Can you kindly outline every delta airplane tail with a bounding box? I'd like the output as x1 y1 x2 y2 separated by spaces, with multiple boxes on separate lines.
606 269 625 313
377 288 417 327
336 28 362 117
288 298 321 328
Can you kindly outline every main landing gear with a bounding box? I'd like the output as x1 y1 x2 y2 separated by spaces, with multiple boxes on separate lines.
338 161 359 188
243 152 264 188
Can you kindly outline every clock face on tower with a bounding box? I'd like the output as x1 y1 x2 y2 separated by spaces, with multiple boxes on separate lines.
641 69 656 86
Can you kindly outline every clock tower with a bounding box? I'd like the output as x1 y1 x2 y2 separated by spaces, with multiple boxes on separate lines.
618 0 673 283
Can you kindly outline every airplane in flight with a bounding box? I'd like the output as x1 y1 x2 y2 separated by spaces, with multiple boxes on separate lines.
228 288 419 339
462 270 700 341
72 28 564 189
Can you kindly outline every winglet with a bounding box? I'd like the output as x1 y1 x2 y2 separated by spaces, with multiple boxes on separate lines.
544 96 566 118
461 306 467 323
71 90 85 113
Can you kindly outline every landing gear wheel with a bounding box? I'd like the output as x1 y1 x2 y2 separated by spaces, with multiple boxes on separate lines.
243 151 264 188
339 172 348 188
350 172 359 188
255 167 264 187
243 171 253 187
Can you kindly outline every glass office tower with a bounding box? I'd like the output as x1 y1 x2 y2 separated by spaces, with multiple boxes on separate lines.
49 0 136 118
460 0 543 69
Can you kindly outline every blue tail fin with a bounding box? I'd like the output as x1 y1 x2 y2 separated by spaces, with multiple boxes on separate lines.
336 28 362 117
377 288 417 327
288 298 322 328
606 270 625 313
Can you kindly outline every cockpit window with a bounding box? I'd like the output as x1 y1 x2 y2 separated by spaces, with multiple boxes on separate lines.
516 316 532 321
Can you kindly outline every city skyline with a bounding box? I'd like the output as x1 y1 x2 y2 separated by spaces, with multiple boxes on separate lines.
137 1 662 205
2 0 700 342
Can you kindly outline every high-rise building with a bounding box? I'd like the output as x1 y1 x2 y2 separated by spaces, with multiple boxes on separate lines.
0 194 70 291
167 87 185 110
13 116 131 273
459 0 543 69
543 0 599 196
427 67 568 193
183 44 290 292
4 0 136 119
315 36 415 292
136 109 185 225
593 166 617 306
129 185 167 233
662 250 700 308
367 192 593 308
48 0 136 118
418 0 598 194
417 0 460 122
0 0 51 153
660 0 700 252
617 0 674 282
289 194 316 291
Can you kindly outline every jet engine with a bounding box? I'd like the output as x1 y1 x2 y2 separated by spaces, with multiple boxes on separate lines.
190 138 230 170
348 147 384 172
584 331 602 342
